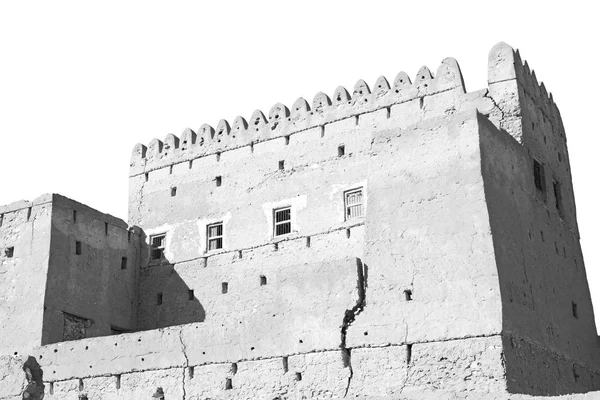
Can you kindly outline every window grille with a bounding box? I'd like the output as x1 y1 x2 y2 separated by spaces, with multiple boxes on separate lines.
150 234 166 260
207 223 223 251
345 188 364 220
274 207 291 236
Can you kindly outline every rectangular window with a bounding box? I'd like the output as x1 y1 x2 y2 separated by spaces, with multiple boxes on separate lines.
157 293 163 305
207 223 223 251
73 210 77 223
5 247 14 258
274 207 291 236
533 159 545 192
75 241 82 255
553 180 563 216
345 188 364 220
121 257 128 270
188 289 194 301
150 234 166 261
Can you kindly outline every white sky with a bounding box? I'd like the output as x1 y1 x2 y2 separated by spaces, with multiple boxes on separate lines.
1 1 599 327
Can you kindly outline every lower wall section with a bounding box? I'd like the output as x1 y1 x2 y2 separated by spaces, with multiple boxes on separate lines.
504 334 600 396
0 336 510 399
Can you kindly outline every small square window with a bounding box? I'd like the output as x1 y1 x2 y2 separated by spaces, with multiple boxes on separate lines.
215 176 222 187
171 187 177 197
274 207 291 236
222 282 228 294
75 241 82 255
278 160 285 170
344 188 364 220
5 247 14 258
207 223 223 251
121 257 127 270
404 289 413 301
260 275 267 286
338 145 345 157
150 234 166 261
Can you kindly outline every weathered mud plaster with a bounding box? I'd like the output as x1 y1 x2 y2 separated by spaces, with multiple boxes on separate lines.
1 42 600 399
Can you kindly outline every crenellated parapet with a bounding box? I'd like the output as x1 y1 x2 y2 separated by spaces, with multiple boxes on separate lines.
488 42 565 139
130 55 468 175
130 42 561 175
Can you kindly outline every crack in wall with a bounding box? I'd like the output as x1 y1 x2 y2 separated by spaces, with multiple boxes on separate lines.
178 328 188 400
340 258 367 397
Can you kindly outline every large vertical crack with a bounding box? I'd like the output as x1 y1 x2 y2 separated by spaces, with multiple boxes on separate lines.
340 258 367 397
178 328 189 400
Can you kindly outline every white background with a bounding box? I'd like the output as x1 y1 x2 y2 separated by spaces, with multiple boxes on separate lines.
1 1 598 326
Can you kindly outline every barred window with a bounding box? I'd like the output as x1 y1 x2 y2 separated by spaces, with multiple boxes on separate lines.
150 233 166 260
207 223 223 251
274 207 291 236
345 188 364 220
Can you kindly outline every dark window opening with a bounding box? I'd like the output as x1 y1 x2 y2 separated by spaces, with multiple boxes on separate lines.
225 378 233 390
285 135 290 145
278 160 285 170
78 378 84 391
295 372 302 381
306 236 311 247
0 214 3 227
215 176 222 187
231 362 238 375
274 207 291 236
64 312 92 341
27 207 32 221
238 250 243 259
553 180 563 216
216 152 221 162
533 159 545 192
73 210 77 223
404 289 412 301
116 374 121 389
260 275 267 286
171 187 177 197
406 344 412 364
572 302 578 319
169 165 173 174
156 293 163 306
75 241 82 255
145 172 149 182
207 223 223 251
282 356 289 373
188 366 194 379
150 234 166 261
189 160 193 169
105 222 109 236
188 290 194 301
222 282 228 294
338 145 345 157
346 228 351 238
5 247 14 258
121 257 128 270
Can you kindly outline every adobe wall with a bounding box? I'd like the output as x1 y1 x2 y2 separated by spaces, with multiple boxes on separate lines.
479 112 600 394
0 195 53 353
42 195 142 345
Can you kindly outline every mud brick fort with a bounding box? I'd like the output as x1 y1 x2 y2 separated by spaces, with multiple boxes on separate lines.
1 42 600 399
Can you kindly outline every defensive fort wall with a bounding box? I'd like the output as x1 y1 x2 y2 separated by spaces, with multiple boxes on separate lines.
0 42 599 399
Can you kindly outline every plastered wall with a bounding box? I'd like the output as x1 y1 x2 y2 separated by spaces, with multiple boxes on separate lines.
0 195 53 353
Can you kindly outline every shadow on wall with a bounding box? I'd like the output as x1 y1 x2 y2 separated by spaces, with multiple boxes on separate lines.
22 356 44 399
139 229 206 329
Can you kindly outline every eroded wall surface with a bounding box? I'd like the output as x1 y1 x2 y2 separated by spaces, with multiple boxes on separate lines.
42 195 141 345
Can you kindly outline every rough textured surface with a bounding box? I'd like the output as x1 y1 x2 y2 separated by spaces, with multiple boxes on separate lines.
1 42 600 398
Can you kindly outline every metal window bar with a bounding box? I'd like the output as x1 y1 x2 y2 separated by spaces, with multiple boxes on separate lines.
150 234 166 260
207 223 223 250
274 208 291 236
345 189 363 219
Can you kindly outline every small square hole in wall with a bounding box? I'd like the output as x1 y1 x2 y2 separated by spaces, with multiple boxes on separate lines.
278 160 285 170
404 289 413 301
75 241 82 255
171 187 177 197
215 176 222 187
5 247 14 258
572 302 578 319
222 282 228 294
260 275 267 286
295 372 302 381
121 257 127 270
156 293 163 306
338 145 345 157
188 290 194 301
225 378 232 390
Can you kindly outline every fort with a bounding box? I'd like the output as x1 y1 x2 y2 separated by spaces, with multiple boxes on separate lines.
1 42 599 399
